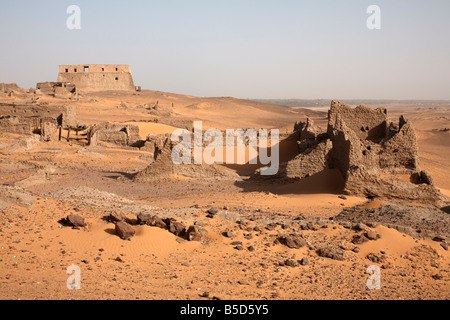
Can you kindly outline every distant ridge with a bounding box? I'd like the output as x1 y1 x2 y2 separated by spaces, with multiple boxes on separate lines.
247 99 450 109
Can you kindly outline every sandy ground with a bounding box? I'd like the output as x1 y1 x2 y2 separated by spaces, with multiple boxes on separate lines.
0 89 449 300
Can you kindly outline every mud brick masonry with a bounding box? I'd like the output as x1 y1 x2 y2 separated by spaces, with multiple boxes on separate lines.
57 64 135 91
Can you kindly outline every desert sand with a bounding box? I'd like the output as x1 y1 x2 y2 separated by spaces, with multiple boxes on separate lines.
0 87 449 300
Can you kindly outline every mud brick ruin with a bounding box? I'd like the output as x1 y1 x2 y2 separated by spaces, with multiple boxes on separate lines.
57 64 136 91
36 82 77 98
0 101 77 141
254 100 445 203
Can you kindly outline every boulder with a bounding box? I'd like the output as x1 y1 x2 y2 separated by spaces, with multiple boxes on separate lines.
186 225 207 241
65 214 86 228
115 221 135 240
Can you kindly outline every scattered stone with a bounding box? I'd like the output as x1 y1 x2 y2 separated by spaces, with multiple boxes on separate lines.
114 256 124 263
237 280 249 285
107 212 126 223
366 252 386 264
277 234 306 249
115 221 135 240
300 258 309 266
223 230 234 238
235 245 243 251
316 247 345 261
194 220 206 227
231 241 242 246
432 235 446 242
168 221 186 237
265 223 277 231
352 234 369 245
247 246 255 252
338 195 347 200
186 225 206 241
285 259 299 267
353 247 360 253
440 242 449 251
62 214 86 228
352 223 367 231
300 222 318 231
137 213 152 225
431 274 443 280
366 230 378 240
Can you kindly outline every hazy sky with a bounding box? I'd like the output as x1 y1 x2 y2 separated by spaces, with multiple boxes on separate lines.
1 0 449 99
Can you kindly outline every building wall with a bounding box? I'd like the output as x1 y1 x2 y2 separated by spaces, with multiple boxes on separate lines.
57 64 135 91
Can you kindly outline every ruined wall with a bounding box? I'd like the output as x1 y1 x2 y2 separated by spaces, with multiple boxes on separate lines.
253 100 445 204
57 65 135 91
36 82 76 96
89 122 141 147
0 83 21 93
0 102 77 140
0 102 77 128
327 100 419 177
327 101 388 142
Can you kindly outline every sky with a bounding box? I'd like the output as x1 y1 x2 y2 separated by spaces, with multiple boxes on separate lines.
0 0 449 100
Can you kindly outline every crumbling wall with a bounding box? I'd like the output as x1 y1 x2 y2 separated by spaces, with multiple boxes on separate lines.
254 100 446 204
0 116 32 134
0 102 77 140
134 134 239 180
89 122 141 147
36 82 76 97
1 83 21 93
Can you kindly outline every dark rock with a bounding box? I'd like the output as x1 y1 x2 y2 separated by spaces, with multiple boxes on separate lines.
207 208 219 215
149 215 168 229
300 258 309 266
265 223 277 231
338 195 347 200
231 241 242 246
235 245 243 251
352 223 367 231
115 221 135 240
186 225 206 241
352 234 369 244
316 247 345 261
353 247 360 253
223 230 234 238
65 214 86 228
247 246 255 252
168 221 186 237
440 242 449 251
277 234 306 249
285 259 298 267
137 213 152 225
432 235 446 242
366 252 386 263
300 222 318 231
366 230 378 240
107 212 126 223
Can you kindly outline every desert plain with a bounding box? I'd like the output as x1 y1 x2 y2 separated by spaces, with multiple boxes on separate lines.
0 86 449 300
